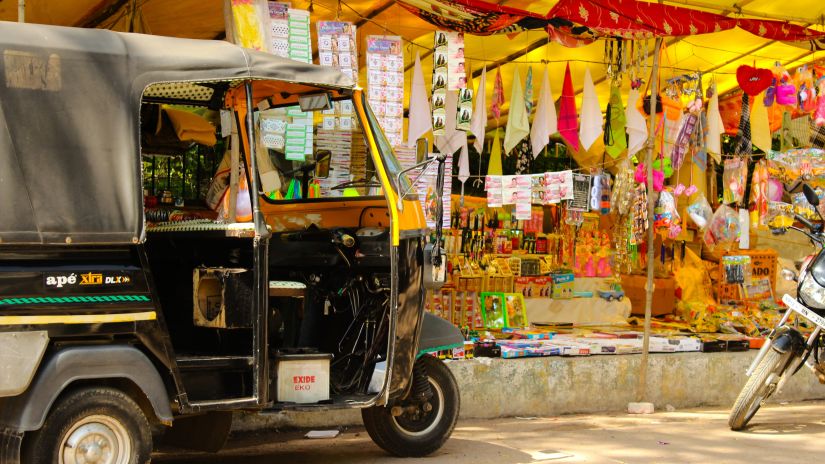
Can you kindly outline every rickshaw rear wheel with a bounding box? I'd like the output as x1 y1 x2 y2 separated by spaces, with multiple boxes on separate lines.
362 355 459 457
22 386 152 464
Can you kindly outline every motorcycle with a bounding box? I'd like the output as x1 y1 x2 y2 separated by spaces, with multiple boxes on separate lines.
729 184 825 430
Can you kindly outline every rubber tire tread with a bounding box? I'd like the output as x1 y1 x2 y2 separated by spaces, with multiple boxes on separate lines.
362 356 460 457
22 386 152 464
729 349 788 431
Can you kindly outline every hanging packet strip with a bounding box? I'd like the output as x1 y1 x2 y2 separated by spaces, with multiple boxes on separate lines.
512 175 532 220
457 88 473 131
447 31 466 90
267 2 290 57
569 174 591 211
543 170 574 204
432 31 449 136
366 36 404 147
485 175 503 208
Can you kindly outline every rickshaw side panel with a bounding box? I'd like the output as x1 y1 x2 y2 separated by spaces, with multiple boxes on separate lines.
0 345 173 432
388 237 426 399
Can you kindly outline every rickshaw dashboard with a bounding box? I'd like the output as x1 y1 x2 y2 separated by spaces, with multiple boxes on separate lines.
269 226 389 270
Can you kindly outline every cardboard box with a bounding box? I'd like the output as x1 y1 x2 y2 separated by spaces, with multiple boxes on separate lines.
551 272 575 299
620 275 676 316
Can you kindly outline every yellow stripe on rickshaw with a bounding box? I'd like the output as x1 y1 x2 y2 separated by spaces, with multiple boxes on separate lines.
0 311 157 325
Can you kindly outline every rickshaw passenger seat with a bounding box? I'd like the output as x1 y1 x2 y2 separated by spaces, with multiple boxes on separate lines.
269 281 307 349
269 280 306 298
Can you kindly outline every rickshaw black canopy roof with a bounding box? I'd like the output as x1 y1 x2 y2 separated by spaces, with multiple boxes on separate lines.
0 21 352 245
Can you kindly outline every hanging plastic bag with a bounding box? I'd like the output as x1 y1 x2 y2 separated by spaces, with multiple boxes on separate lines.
687 193 713 230
216 167 253 223
722 157 746 205
654 190 681 239
703 205 739 249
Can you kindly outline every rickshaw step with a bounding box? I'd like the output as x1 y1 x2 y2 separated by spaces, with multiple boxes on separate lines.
187 397 260 410
176 355 253 371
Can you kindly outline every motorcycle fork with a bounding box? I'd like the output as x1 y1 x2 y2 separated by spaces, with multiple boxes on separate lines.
776 327 821 393
747 310 793 377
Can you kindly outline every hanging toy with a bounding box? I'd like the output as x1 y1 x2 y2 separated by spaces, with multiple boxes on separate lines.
815 77 825 127
775 62 797 106
652 157 673 178
634 163 665 192
599 172 612 214
590 173 603 212
750 161 770 227
796 65 816 112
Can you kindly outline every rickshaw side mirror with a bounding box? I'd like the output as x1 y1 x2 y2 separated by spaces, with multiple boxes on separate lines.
415 137 428 164
315 150 331 179
299 92 333 112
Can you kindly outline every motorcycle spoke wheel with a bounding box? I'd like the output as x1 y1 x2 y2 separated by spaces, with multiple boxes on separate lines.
729 349 791 431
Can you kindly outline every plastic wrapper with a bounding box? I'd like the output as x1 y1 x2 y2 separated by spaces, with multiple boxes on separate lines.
653 190 681 238
765 201 795 230
227 0 270 51
766 148 825 187
687 193 713 230
610 159 634 216
703 204 739 248
792 188 825 219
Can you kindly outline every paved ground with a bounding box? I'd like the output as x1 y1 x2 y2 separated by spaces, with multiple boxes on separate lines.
154 401 825 463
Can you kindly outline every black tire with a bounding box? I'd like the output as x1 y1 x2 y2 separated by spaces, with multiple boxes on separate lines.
729 349 792 431
23 386 152 464
362 356 460 457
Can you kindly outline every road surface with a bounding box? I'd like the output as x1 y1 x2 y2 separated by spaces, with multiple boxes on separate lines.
155 401 825 463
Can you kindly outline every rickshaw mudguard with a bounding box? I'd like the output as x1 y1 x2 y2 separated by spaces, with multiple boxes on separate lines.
0 345 173 432
418 312 464 356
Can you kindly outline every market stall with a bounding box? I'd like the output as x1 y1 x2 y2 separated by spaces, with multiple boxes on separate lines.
16 0 825 379
166 1 825 367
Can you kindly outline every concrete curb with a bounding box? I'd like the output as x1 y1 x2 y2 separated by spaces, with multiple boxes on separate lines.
233 351 825 432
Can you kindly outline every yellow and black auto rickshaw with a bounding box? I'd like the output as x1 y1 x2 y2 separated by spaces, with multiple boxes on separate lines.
0 21 462 464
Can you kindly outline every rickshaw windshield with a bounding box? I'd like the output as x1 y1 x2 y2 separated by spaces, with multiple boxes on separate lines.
358 92 412 195
258 94 411 202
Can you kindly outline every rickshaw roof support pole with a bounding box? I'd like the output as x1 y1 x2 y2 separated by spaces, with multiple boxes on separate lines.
637 36 663 404
229 116 240 222
244 79 270 406
244 80 269 237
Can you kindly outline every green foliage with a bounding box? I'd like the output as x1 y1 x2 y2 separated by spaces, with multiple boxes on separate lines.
142 140 224 202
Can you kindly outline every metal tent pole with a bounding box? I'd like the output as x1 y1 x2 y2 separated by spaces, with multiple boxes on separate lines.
637 36 663 403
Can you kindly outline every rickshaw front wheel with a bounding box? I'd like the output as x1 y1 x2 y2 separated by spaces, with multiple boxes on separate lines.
23 386 152 464
362 355 459 457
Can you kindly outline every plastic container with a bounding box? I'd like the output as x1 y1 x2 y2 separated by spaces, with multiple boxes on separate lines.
275 353 332 403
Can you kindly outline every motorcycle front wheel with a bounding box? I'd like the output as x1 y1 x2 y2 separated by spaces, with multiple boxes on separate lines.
729 349 793 430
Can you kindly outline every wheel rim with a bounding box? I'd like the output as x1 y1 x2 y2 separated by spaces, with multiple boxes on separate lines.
59 414 131 464
391 377 445 437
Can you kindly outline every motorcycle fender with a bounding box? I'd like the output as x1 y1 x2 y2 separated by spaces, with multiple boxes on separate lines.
771 328 806 355
418 312 464 355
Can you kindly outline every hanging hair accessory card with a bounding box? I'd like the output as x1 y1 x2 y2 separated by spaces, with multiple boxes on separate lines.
569 174 591 211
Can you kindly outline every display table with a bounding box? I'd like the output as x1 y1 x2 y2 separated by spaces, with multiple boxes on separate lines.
525 277 631 325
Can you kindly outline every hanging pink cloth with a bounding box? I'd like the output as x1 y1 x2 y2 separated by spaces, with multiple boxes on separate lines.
558 63 579 151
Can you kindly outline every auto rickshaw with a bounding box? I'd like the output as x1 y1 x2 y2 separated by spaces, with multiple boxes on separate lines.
0 21 462 464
